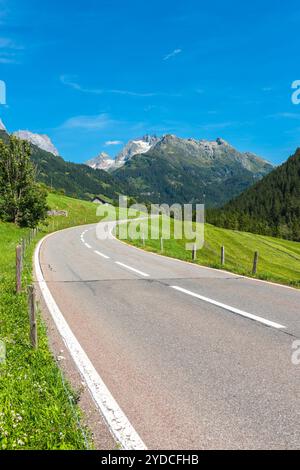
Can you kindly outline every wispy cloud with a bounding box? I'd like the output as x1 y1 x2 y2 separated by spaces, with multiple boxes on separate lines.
199 121 236 131
0 36 24 64
262 86 273 92
105 140 123 146
267 112 300 120
0 56 16 64
59 113 114 131
163 48 182 61
60 75 157 97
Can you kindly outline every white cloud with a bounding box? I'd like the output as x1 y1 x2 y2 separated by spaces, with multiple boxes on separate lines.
60 75 157 97
59 113 114 130
105 140 123 146
163 48 182 61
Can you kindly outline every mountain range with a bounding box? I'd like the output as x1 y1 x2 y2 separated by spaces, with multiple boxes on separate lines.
111 134 273 206
0 121 274 207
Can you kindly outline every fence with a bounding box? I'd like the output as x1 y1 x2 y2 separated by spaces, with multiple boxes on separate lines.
15 227 40 348
157 238 259 273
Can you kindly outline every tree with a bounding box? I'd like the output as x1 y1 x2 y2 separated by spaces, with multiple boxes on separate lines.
0 136 48 227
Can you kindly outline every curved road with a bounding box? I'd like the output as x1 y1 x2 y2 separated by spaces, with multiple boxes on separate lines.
39 222 300 449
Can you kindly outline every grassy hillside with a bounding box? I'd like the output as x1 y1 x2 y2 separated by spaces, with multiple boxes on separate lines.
116 216 300 288
45 191 131 231
0 193 110 450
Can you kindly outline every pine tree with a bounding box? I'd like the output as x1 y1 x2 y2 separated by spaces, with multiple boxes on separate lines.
0 136 48 227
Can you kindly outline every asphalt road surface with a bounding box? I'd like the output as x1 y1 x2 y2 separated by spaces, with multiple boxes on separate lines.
39 222 300 449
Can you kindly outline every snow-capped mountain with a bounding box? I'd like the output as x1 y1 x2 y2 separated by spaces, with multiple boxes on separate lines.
12 130 59 156
85 135 160 171
85 152 115 171
0 118 6 131
113 134 274 206
114 135 160 168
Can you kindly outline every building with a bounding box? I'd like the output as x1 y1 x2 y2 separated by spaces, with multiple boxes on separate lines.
92 196 109 205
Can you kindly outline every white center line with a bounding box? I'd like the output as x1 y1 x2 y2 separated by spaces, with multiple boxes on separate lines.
115 261 149 277
170 285 286 330
84 242 92 249
94 250 110 259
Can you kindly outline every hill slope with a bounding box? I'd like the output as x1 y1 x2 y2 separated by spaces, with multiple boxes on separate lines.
209 148 300 240
0 129 126 202
117 215 300 288
113 135 273 206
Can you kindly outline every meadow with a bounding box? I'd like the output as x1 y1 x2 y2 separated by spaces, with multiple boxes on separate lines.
116 216 300 288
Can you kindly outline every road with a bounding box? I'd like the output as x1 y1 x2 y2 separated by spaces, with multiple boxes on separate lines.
38 221 300 449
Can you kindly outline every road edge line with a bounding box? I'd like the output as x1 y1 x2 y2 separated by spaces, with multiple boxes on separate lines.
34 231 147 450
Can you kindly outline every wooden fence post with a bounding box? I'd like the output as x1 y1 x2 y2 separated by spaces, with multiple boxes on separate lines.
16 245 22 293
221 246 225 266
21 238 25 256
192 243 197 261
160 237 164 253
28 285 38 349
252 251 259 275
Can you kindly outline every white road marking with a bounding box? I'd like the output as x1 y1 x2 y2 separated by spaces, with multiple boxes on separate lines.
94 250 110 259
34 235 147 450
170 286 286 330
84 242 92 249
115 261 149 277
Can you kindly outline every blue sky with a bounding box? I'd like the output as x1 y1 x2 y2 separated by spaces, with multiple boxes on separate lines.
1 0 300 164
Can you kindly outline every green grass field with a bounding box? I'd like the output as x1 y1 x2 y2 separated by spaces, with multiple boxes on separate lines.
116 216 300 288
0 193 106 450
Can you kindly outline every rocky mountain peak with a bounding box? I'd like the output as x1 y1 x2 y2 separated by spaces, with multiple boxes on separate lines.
12 130 59 156
0 118 7 131
85 152 115 171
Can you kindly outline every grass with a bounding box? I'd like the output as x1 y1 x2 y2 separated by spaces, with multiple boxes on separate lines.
45 192 134 232
116 216 300 288
0 192 115 450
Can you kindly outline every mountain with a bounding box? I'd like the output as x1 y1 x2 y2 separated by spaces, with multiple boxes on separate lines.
85 135 160 171
13 130 60 156
86 152 115 171
0 119 6 131
0 127 126 202
208 148 300 240
113 134 273 206
114 135 160 168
